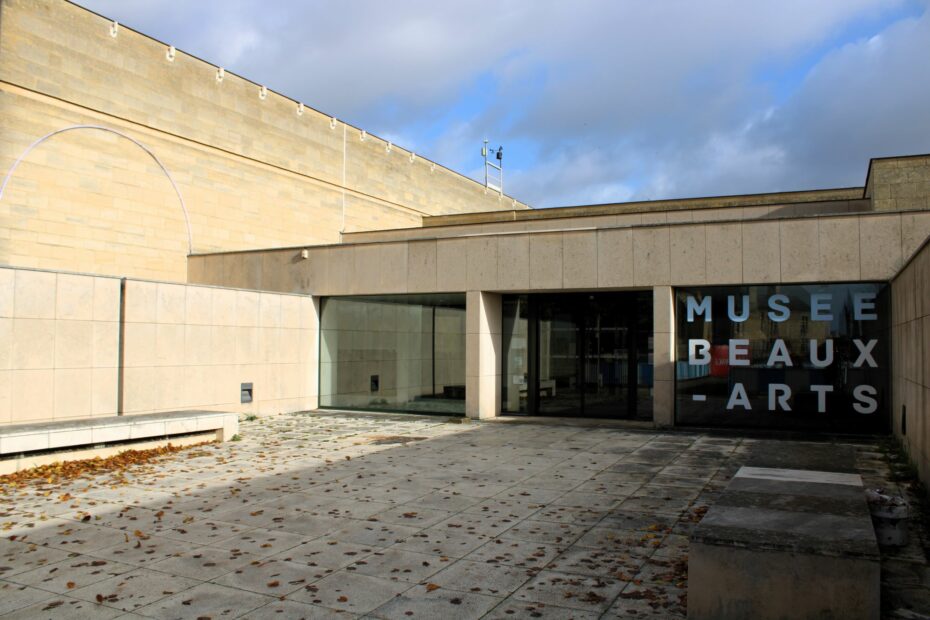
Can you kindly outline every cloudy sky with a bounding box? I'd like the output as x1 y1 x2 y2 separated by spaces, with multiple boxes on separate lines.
76 0 930 208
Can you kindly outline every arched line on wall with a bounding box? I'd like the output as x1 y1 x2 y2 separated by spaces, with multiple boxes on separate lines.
0 124 193 254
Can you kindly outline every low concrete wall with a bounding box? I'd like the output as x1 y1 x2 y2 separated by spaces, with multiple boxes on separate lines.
0 267 120 424
891 237 930 485
122 280 318 417
0 265 318 426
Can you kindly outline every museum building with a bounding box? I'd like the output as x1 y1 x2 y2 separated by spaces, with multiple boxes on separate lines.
1 0 929 485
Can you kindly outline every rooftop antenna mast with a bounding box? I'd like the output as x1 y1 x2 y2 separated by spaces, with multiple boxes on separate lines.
483 139 503 194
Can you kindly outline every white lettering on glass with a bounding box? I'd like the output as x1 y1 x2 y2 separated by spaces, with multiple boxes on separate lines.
768 384 792 411
853 385 878 414
853 293 877 320
726 383 751 410
853 339 878 368
767 294 790 322
810 294 833 321
687 296 711 322
727 295 749 322
810 385 833 412
809 339 833 368
689 339 711 365
766 339 792 367
729 339 750 366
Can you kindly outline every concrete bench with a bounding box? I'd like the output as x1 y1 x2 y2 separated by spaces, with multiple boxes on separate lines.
688 443 880 620
0 411 238 474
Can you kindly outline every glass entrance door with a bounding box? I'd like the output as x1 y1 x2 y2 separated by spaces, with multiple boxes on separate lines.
583 297 631 417
536 299 582 416
502 292 653 419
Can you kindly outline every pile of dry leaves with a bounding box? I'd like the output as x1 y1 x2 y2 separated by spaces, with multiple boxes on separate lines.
0 442 216 494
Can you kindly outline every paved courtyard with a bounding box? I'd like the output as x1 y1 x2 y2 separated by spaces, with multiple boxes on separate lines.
0 412 923 619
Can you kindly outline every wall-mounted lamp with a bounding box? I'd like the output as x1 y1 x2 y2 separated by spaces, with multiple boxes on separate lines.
296 102 304 116
216 67 225 83
409 152 416 163
165 45 176 62
430 163 436 172
330 117 337 129
259 85 267 100
360 130 367 142
300 249 310 259
386 141 393 153
109 20 119 38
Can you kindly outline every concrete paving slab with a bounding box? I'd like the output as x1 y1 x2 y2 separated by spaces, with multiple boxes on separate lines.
0 412 921 620
0 595 127 619
369 582 501 619
133 581 273 619
288 570 411 614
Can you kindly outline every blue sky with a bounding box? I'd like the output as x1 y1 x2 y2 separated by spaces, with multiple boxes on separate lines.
76 0 930 208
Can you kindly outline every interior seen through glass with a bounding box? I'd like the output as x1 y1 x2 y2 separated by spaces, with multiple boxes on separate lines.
502 292 654 419
319 294 466 415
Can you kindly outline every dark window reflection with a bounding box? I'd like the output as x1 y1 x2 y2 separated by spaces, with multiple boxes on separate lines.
675 283 889 433
502 292 653 420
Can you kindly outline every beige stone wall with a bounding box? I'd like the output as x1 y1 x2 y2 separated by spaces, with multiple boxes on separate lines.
122 280 317 417
0 0 527 282
0 266 120 425
868 156 930 212
891 238 930 485
0 265 317 426
190 210 930 296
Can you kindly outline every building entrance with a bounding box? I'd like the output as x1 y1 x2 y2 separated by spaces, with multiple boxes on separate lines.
502 292 653 419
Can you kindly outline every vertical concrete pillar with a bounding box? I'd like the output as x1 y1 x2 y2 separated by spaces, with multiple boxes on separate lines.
466 291 502 419
305 296 321 411
653 286 675 427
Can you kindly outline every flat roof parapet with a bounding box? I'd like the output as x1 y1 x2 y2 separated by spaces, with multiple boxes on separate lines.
421 187 865 227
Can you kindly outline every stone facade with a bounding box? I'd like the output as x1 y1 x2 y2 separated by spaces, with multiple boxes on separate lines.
0 0 527 282
891 236 930 483
190 209 930 296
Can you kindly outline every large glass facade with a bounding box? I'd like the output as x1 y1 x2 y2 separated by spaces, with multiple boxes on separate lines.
320 294 466 415
675 283 889 433
502 292 653 419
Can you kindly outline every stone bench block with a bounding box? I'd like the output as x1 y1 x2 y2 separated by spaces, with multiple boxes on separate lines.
689 460 880 620
0 410 238 457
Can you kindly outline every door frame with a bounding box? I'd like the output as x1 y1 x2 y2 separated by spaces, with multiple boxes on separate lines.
514 292 646 419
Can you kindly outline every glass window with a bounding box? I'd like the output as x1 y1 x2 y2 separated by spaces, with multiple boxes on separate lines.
675 283 889 432
320 294 466 415
501 292 653 419
502 296 529 413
